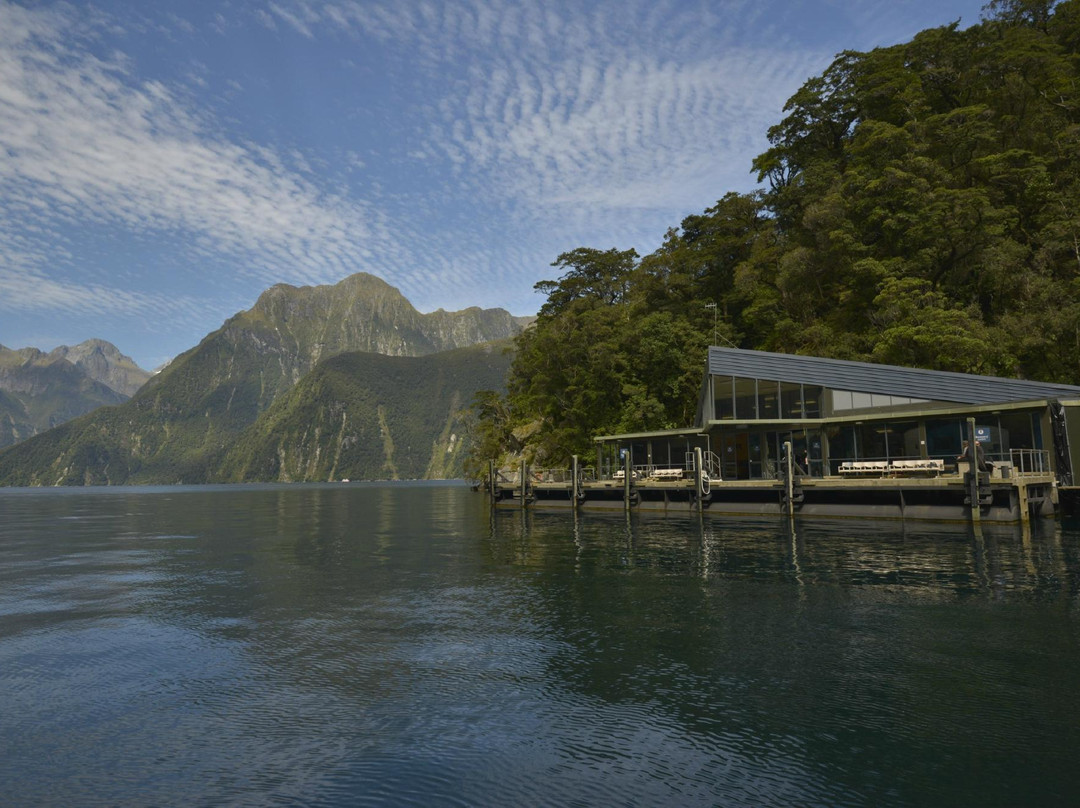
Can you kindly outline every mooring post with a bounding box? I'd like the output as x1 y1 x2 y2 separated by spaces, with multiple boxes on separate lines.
623 452 632 511
784 440 795 519
694 446 704 513
520 457 528 509
488 460 495 504
571 455 580 508
967 417 981 525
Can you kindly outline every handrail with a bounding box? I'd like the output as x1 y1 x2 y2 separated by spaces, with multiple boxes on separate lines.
1010 449 1051 477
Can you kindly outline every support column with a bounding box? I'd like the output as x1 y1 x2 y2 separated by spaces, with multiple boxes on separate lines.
623 452 632 511
571 455 580 509
694 446 704 514
784 440 795 519
520 457 528 509
967 417 981 526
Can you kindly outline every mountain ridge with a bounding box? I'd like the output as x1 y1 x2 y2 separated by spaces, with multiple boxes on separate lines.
0 339 151 450
0 273 521 484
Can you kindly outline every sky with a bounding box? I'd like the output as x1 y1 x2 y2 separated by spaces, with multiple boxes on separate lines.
0 0 990 370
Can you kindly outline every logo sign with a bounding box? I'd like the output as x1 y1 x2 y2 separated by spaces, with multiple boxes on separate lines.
974 426 991 443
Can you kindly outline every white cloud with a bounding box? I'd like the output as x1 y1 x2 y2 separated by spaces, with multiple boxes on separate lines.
0 2 392 310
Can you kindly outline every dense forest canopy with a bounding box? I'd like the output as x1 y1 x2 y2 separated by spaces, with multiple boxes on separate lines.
470 0 1080 468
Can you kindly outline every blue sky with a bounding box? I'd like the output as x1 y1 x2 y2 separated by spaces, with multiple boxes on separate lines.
1 0 988 370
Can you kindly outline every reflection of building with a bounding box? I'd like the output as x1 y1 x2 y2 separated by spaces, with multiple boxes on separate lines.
493 348 1080 522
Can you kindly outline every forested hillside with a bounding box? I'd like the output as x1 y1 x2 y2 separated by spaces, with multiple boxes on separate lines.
220 342 513 483
0 274 523 485
476 0 1080 466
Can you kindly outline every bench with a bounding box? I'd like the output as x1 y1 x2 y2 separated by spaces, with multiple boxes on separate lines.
648 468 686 480
837 459 944 476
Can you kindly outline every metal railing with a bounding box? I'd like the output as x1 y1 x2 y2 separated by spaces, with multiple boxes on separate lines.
1010 449 1051 477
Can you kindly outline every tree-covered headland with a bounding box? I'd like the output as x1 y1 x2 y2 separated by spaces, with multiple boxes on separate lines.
469 0 1080 470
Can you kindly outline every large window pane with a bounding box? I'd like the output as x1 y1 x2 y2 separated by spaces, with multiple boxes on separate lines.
780 382 803 419
733 377 757 420
998 411 1034 451
759 381 779 419
858 423 887 459
826 425 856 473
885 421 919 459
714 376 734 420
925 418 964 460
803 386 823 418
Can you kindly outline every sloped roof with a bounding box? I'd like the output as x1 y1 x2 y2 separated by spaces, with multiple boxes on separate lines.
708 347 1080 404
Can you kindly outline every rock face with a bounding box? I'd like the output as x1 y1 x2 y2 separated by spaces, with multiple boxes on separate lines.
0 273 523 485
220 342 514 483
48 340 151 398
0 340 148 450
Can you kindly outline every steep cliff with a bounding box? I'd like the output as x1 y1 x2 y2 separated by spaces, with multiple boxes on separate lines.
0 273 522 484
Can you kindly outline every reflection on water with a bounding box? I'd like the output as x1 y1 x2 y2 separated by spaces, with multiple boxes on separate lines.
2 484 1080 807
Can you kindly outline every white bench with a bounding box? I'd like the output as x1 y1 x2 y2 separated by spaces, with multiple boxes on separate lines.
649 468 685 480
838 459 943 476
839 461 889 474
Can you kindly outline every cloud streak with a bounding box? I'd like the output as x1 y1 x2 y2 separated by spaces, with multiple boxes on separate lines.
0 3 390 304
0 0 988 365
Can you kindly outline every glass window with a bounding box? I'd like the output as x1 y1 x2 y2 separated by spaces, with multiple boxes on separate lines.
998 411 1035 451
780 382 803 419
803 385 823 418
826 425 856 473
759 380 779 419
858 423 887 460
713 375 733 420
885 421 919 459
733 377 757 420
748 432 764 478
925 418 964 460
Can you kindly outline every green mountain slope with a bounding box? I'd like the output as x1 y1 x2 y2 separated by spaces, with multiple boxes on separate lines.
0 273 522 485
0 344 133 450
220 342 514 482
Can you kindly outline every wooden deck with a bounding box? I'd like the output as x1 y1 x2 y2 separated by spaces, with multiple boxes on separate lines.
491 467 1058 524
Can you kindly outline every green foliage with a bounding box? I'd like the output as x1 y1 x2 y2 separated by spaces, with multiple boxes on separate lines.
0 275 524 486
220 342 513 483
474 2 1080 468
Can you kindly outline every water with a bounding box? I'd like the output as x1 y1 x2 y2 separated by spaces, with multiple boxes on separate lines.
2 483 1079 807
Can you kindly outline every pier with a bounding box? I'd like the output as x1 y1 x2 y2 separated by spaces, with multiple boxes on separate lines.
487 447 1058 524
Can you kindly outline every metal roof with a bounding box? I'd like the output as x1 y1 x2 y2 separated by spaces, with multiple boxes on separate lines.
708 347 1080 404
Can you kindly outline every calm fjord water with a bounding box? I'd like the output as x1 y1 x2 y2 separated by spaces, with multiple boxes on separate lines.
2 482 1079 807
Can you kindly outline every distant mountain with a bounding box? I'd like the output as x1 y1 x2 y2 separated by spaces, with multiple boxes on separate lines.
0 273 523 485
48 339 151 397
220 342 514 482
0 340 149 450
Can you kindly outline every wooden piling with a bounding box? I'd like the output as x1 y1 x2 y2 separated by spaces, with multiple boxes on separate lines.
784 440 794 519
967 417 981 525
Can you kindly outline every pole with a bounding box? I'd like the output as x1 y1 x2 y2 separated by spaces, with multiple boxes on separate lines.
967 417 981 525
520 457 528 509
694 446 704 513
571 455 580 509
784 439 795 519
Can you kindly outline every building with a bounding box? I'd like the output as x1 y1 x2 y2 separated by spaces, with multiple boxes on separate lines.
492 348 1080 522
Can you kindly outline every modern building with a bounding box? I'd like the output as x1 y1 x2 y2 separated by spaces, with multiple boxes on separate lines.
493 348 1080 522
597 347 1080 487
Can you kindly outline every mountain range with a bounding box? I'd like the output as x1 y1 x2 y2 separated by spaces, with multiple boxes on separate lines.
0 340 152 450
0 273 523 485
